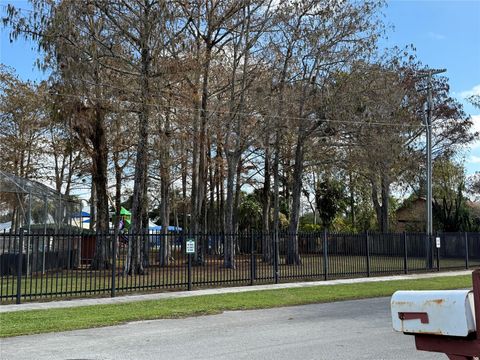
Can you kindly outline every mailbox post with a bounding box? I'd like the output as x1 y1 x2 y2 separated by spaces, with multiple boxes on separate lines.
392 269 480 359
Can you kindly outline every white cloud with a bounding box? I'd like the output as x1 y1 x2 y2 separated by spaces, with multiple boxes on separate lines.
468 155 480 164
460 84 480 99
472 114 480 132
469 114 480 150
427 31 446 40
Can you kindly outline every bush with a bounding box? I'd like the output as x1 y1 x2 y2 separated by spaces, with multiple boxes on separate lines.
299 223 322 232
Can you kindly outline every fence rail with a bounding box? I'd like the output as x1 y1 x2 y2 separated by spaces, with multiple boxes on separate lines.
1 230 479 303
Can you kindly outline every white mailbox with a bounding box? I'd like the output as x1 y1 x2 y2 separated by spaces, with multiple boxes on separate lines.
391 290 476 337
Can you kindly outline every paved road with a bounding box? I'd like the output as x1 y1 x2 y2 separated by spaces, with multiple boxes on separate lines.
1 297 442 360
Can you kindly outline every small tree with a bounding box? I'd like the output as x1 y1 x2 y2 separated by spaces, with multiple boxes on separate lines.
432 158 472 231
238 193 263 232
315 178 345 230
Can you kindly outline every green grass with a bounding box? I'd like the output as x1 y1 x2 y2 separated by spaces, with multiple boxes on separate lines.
0 274 472 338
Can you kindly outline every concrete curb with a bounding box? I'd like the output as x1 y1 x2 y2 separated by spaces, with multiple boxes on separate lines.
0 270 472 313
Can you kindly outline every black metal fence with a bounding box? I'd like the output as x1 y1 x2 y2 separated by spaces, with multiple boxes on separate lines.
1 230 479 303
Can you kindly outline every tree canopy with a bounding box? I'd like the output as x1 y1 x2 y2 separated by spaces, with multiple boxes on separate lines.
2 0 478 269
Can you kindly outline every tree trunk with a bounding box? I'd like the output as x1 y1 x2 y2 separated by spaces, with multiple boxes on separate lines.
181 138 188 233
349 172 355 229
190 104 199 235
159 171 170 266
370 174 390 233
219 164 225 234
286 132 303 265
370 178 382 232
91 108 109 270
89 182 96 231
380 174 390 233
233 158 242 233
272 130 281 271
159 107 172 267
196 44 212 237
208 137 215 233
262 145 272 262
64 146 77 197
113 149 122 273
215 138 224 233
141 164 150 269
114 158 122 219
224 151 240 268
128 44 151 275
189 30 202 237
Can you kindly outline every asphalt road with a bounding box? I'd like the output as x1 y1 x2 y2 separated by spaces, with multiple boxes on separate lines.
0 297 442 360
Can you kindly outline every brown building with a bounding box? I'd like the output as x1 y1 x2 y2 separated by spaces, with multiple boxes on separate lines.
395 197 427 232
396 197 480 232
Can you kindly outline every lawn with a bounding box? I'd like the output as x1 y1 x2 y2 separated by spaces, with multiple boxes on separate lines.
0 274 473 337
1 254 476 302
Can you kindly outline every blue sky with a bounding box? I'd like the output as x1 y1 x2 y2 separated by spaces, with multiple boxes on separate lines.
1 0 479 174
382 0 480 175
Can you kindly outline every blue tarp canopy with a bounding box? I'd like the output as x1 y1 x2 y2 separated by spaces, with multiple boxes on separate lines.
149 225 182 232
71 211 90 218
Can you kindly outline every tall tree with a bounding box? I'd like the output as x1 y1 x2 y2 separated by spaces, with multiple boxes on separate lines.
276 0 384 264
221 0 273 268
0 66 47 230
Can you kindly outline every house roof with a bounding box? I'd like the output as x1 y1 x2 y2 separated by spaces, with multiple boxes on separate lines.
396 197 426 213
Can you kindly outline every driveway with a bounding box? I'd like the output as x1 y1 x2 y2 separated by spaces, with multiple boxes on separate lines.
0 297 441 360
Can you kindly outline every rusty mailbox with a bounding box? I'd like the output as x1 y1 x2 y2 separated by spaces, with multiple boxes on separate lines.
391 269 480 360
391 290 476 337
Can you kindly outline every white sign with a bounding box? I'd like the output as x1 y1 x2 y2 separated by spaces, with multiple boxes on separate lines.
436 237 441 248
186 239 196 254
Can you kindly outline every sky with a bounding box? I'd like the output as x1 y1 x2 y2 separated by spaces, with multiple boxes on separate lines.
381 0 480 175
1 0 479 175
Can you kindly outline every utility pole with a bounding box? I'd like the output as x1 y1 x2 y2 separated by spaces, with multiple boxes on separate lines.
417 68 446 268
417 68 446 236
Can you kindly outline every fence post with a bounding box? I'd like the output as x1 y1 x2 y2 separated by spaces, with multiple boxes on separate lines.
436 233 440 272
403 232 408 275
365 231 371 277
16 232 24 304
274 232 279 284
187 248 192 291
111 231 117 298
67 232 72 271
465 232 469 269
250 230 256 286
323 230 328 281
427 234 433 270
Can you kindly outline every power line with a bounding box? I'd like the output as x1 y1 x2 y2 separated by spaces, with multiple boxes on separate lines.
45 89 425 128
3 5 430 129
